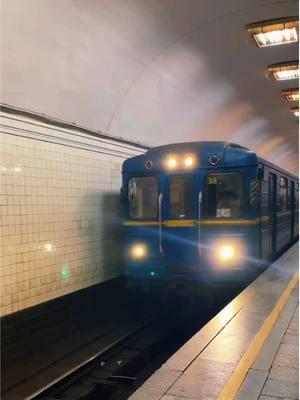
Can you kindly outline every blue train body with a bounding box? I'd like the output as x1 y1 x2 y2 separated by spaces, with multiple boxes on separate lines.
121 142 298 286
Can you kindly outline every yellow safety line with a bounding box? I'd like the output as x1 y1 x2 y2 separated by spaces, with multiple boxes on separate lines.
217 272 299 400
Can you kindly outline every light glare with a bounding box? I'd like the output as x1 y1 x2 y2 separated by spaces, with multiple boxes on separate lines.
136 247 143 256
219 245 235 261
130 244 147 259
44 243 54 252
211 240 244 266
184 156 194 168
61 263 70 278
166 157 177 169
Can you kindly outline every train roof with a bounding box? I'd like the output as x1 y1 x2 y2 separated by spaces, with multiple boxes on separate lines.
257 157 298 180
123 141 257 172
148 141 248 152
122 141 298 180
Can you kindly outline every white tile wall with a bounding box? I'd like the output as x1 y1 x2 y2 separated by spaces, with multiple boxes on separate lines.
0 110 145 316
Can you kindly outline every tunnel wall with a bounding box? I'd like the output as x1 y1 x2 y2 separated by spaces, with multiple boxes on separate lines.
0 107 146 316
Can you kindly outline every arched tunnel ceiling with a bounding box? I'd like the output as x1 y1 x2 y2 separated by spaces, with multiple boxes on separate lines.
1 0 299 172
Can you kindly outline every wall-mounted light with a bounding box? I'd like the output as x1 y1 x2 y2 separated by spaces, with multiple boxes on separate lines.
44 243 54 252
246 17 298 47
282 88 299 102
289 107 299 118
268 61 299 81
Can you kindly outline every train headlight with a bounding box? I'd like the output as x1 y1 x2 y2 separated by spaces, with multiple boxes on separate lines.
130 244 147 259
219 245 235 261
211 240 245 266
166 156 177 170
184 155 195 168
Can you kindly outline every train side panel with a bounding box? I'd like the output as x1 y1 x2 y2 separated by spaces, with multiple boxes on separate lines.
259 161 298 260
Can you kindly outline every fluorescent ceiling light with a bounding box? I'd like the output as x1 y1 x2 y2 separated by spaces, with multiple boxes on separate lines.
268 62 299 81
246 18 298 47
282 88 299 102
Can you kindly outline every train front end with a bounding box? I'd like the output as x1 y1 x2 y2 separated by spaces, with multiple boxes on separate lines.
121 142 260 290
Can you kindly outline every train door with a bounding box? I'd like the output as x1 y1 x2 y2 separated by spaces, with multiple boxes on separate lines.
295 184 299 238
268 173 277 256
290 181 295 240
164 174 198 273
259 176 269 260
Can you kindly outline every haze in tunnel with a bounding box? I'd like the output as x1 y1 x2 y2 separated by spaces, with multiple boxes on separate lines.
1 0 298 173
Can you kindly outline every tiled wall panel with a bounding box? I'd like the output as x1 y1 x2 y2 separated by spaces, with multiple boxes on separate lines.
0 110 146 316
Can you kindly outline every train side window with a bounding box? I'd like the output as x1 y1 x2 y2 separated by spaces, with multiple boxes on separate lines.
280 177 288 212
128 176 158 219
169 175 194 219
206 173 243 218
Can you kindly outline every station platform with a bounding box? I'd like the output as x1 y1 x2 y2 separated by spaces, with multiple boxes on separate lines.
130 244 299 400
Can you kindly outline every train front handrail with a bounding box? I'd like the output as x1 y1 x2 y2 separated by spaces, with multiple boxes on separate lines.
159 193 163 254
198 191 203 256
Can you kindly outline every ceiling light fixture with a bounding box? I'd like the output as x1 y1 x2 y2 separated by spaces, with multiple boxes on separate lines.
268 61 299 81
246 17 298 47
289 107 299 118
282 88 299 102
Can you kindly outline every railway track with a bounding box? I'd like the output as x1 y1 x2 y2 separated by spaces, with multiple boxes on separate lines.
5 281 250 400
24 296 215 400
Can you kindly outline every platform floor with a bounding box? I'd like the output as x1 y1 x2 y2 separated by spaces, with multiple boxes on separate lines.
129 244 299 400
237 303 298 400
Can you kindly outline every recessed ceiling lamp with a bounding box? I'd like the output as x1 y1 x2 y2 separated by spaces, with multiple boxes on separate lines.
268 61 299 81
289 107 299 117
281 88 299 101
246 17 298 47
282 88 299 102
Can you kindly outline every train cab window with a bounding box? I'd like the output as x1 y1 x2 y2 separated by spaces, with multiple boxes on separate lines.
206 173 243 218
128 177 158 219
280 177 288 211
169 176 194 219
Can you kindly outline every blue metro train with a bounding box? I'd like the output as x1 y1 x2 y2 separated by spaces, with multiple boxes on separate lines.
121 142 298 288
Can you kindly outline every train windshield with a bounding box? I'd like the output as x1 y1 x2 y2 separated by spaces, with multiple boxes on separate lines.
169 175 194 219
128 176 158 219
206 173 243 218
